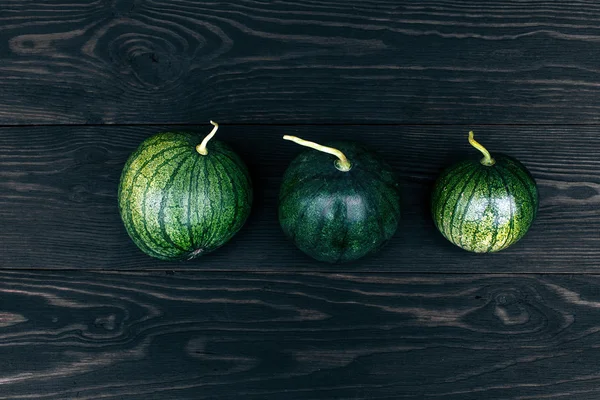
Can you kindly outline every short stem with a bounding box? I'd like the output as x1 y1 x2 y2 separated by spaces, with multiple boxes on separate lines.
196 120 219 155
283 135 352 171
468 131 495 166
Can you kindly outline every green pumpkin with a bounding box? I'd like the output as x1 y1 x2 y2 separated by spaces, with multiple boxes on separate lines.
118 122 252 260
431 132 538 253
279 136 401 263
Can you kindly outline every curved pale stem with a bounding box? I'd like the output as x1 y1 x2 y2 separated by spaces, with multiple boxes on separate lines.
196 120 219 155
468 131 495 166
283 135 352 172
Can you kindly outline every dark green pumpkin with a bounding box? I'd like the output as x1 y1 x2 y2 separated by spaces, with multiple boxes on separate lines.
279 140 401 263
431 134 538 253
118 130 252 260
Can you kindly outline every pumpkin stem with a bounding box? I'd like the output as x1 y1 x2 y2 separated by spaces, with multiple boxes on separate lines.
196 120 219 155
468 131 495 166
283 135 352 172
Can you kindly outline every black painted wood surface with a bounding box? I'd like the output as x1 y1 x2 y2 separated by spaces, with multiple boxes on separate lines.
4 0 600 124
1 124 596 272
3 0 600 399
3 271 600 400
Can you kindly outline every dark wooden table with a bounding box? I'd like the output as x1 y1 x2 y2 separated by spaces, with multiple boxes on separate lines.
2 1 600 398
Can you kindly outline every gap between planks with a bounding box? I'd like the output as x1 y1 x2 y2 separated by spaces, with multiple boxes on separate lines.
4 122 600 128
0 268 594 276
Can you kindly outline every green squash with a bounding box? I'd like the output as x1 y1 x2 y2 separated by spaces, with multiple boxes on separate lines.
118 122 252 260
431 131 538 253
279 136 401 263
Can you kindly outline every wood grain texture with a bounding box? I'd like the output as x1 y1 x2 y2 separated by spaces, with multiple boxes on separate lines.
5 0 600 124
1 124 597 272
3 270 600 399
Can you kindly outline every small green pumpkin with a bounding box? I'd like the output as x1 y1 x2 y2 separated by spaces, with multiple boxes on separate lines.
279 136 401 263
118 121 252 260
431 131 538 253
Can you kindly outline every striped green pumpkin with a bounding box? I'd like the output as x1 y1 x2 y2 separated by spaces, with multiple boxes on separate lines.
118 126 252 260
431 133 538 253
279 137 401 263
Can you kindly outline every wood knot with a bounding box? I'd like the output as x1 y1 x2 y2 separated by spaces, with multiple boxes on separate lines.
69 184 90 203
94 314 117 331
494 291 529 326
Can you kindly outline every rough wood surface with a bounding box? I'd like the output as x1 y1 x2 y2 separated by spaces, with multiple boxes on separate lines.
3 1 600 397
2 270 600 399
4 0 600 124
1 124 596 272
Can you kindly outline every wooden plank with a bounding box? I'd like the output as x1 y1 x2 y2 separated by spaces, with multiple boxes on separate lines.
0 124 597 272
1 270 600 399
4 1 600 124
